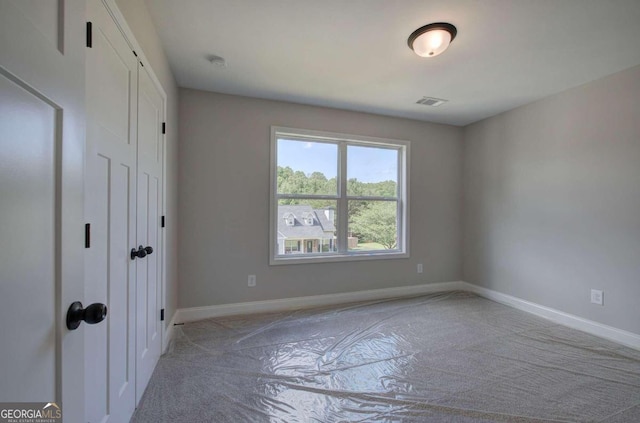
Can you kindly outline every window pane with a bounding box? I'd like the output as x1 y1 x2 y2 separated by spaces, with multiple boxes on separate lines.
348 200 398 251
347 145 397 197
271 127 408 263
277 200 337 255
277 139 337 195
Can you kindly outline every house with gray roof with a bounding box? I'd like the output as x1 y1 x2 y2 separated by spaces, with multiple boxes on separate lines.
277 205 336 254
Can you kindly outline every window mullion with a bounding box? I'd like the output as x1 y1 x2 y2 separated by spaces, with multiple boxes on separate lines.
278 194 339 200
346 196 397 201
337 142 348 253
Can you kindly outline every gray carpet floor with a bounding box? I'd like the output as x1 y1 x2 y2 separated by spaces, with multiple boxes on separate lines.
131 291 640 422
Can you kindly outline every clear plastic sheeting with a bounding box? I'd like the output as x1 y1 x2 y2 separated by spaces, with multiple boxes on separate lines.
131 292 640 422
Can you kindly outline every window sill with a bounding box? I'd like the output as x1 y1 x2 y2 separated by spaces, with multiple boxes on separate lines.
269 251 409 266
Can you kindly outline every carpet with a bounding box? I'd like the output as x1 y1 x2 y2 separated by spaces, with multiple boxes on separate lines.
131 291 640 422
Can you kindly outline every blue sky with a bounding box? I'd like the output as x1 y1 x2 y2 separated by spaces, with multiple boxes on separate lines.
278 139 397 183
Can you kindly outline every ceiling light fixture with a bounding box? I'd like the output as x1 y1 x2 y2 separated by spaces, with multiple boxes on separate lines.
408 22 457 58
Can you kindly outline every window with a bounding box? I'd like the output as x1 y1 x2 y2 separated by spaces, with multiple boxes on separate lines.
284 240 301 254
270 126 409 264
283 213 295 226
302 212 314 225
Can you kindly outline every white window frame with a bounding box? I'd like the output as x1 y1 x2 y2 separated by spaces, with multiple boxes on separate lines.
270 126 410 265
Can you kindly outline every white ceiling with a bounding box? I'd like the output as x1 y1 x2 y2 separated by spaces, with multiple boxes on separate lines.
145 0 640 126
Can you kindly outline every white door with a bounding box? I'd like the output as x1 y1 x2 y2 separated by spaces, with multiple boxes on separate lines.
0 1 86 422
84 0 138 421
84 0 166 418
135 64 164 403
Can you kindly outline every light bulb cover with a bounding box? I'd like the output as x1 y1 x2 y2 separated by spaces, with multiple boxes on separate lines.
408 22 457 58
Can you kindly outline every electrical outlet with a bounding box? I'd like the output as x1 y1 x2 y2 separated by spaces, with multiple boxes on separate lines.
590 289 603 305
417 264 423 274
248 275 256 287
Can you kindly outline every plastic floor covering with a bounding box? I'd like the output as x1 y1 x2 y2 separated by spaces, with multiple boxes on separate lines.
131 291 640 422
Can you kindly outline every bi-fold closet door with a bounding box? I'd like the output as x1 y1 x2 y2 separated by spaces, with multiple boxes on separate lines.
84 0 164 421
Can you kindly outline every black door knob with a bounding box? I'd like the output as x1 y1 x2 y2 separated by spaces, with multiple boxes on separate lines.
66 301 107 330
131 245 146 260
130 245 153 260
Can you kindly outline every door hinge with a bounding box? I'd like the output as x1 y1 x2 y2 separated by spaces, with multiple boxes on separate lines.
161 215 165 228
160 309 165 321
133 50 138 57
85 223 91 248
162 122 166 134
86 22 92 48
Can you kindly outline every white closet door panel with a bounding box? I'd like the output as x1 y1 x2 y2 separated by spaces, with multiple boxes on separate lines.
138 90 160 160
0 73 57 402
85 0 137 421
135 64 164 404
6 0 61 51
109 162 134 395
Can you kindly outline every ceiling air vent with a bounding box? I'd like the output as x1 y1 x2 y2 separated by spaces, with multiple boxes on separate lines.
416 97 448 107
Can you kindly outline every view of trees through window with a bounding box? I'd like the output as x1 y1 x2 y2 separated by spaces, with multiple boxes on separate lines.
273 133 406 261
277 172 398 252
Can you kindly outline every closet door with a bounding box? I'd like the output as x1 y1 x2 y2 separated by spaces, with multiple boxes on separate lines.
0 1 85 421
84 0 138 421
135 63 164 403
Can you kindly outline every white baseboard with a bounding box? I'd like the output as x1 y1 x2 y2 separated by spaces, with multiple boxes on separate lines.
162 311 177 354
175 281 466 323
173 280 640 351
462 282 640 351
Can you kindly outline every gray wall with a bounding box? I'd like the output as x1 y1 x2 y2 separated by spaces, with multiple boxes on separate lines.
178 89 463 308
463 65 640 334
116 0 179 324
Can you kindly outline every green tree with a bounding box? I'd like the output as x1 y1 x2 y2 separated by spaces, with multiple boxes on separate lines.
277 167 397 218
349 201 397 249
278 166 396 197
308 171 335 195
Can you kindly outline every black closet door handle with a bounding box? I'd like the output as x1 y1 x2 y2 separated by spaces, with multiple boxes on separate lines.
66 302 107 330
131 245 146 260
131 245 153 260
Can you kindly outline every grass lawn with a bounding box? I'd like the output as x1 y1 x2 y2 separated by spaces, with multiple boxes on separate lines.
350 242 387 251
